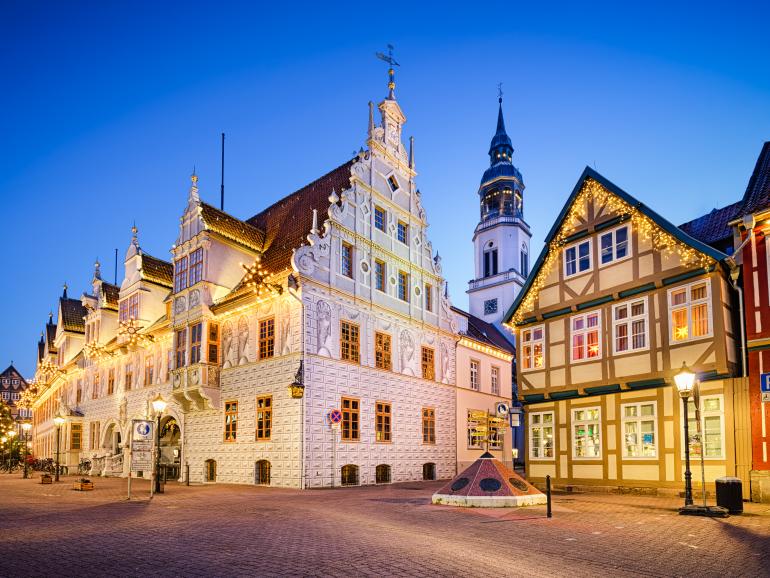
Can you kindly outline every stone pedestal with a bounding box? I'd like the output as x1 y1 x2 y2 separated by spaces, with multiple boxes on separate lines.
750 470 770 503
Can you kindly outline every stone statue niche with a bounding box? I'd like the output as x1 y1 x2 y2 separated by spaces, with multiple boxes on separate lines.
440 341 451 384
316 300 332 357
237 316 250 366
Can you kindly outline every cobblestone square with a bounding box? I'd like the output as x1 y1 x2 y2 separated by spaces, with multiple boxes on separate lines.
0 474 768 577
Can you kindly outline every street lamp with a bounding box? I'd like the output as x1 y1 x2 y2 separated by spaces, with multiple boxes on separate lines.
53 414 65 482
673 363 728 517
151 394 167 494
21 422 31 479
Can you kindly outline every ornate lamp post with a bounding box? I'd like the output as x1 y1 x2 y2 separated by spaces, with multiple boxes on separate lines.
674 363 728 517
151 394 167 494
53 414 65 482
21 422 31 479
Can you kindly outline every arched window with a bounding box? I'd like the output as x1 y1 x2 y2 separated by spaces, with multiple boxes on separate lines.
484 242 498 278
256 460 270 485
205 459 216 482
521 244 529 277
341 464 359 486
375 464 391 484
423 462 436 481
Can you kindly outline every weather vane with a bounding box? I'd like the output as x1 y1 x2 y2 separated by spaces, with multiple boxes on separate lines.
497 82 503 103
375 44 400 98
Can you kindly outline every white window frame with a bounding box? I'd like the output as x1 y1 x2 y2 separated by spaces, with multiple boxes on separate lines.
470 360 480 391
374 206 386 232
529 411 555 460
612 297 649 355
491 366 500 396
570 310 602 363
667 279 713 344
621 401 657 459
572 406 601 459
340 242 353 279
598 224 631 267
681 393 725 460
520 325 545 372
563 238 592 278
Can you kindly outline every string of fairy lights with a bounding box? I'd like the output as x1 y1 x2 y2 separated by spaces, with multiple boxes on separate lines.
240 256 282 301
511 178 716 325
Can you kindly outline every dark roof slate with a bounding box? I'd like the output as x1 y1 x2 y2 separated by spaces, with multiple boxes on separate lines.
451 306 515 355
101 282 120 309
60 297 87 333
678 201 741 246
140 253 173 288
200 202 265 253
247 158 355 273
738 142 770 216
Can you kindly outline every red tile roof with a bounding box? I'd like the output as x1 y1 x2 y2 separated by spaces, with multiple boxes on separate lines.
247 158 355 273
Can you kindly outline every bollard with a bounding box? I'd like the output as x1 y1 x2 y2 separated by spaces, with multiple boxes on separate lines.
186 463 190 486
546 475 552 518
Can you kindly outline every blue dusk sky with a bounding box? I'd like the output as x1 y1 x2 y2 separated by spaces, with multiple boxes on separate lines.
2 1 769 377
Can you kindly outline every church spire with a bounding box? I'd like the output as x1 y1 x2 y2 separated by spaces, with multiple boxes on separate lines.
488 95 513 164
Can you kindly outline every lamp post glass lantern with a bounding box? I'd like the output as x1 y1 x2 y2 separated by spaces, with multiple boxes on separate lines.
151 395 167 493
53 414 65 482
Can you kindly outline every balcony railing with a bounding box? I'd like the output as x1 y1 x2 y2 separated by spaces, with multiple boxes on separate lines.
468 269 525 291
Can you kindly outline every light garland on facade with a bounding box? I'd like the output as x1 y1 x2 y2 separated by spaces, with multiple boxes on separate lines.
511 178 716 325
241 257 282 301
118 318 154 348
83 342 113 360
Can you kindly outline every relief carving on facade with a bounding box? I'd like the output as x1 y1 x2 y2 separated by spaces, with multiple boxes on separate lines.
292 212 331 276
328 188 351 223
222 321 235 369
440 341 452 384
352 158 370 181
174 296 187 314
188 289 200 308
399 329 415 376
237 316 249 366
316 300 332 357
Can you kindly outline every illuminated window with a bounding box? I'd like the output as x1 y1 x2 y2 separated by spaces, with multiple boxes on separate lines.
613 298 648 354
669 280 712 343
521 325 545 370
529 412 554 459
224 401 238 442
424 283 433 312
341 464 359 486
340 321 359 363
422 408 436 444
571 311 602 362
600 224 630 265
208 323 219 363
375 402 392 442
259 318 275 360
622 402 657 458
188 248 204 286
421 347 435 380
374 260 386 292
397 221 408 244
341 242 353 278
467 410 482 449
256 395 272 441
190 323 202 364
175 329 187 369
573 407 601 458
144 356 154 386
684 395 724 459
375 332 391 370
341 397 360 441
398 271 409 302
470 360 479 391
90 422 101 451
491 366 500 395
70 423 82 450
174 255 189 293
564 239 592 277
374 206 386 232
375 464 391 484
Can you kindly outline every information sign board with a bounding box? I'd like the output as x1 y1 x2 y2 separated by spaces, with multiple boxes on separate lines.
131 419 154 471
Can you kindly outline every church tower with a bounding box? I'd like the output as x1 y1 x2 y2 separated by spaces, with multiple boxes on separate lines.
467 97 532 325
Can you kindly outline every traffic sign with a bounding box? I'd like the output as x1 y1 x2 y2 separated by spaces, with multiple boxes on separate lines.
496 402 509 416
761 373 770 402
328 409 343 424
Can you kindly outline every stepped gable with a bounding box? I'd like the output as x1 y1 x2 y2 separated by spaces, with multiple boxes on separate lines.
432 452 545 507
247 158 355 273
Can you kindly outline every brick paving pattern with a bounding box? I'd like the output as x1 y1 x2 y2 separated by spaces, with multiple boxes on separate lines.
0 473 768 577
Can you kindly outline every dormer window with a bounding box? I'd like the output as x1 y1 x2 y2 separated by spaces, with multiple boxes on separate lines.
119 293 140 322
174 255 189 292
175 248 205 292
388 175 399 192
188 248 204 286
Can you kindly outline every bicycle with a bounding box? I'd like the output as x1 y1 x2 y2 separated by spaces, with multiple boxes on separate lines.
77 459 92 475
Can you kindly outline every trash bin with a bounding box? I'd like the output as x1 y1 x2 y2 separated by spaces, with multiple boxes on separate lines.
715 477 743 514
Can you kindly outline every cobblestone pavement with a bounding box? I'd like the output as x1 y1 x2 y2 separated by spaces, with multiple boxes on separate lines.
0 474 768 577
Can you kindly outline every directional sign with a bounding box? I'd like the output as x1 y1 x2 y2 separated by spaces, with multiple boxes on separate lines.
761 373 770 403
328 409 343 424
